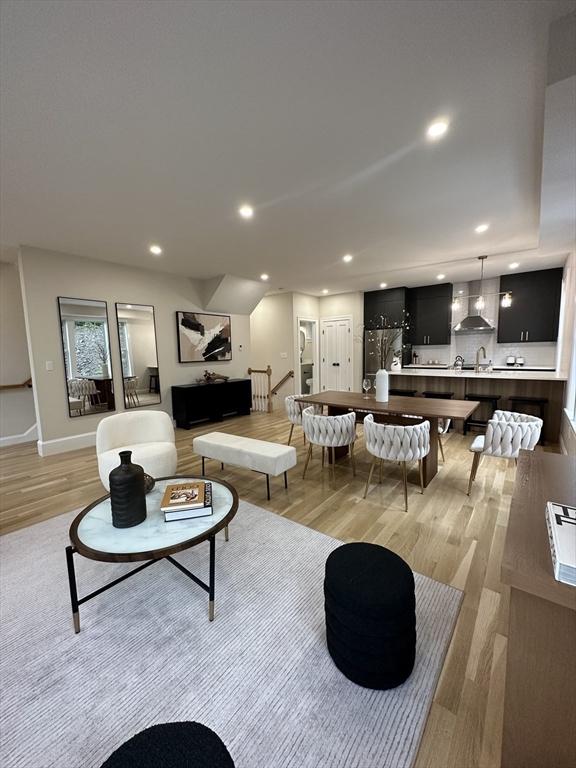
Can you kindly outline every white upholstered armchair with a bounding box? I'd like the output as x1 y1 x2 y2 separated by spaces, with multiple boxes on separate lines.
96 410 178 490
301 406 356 479
467 410 542 495
363 415 430 511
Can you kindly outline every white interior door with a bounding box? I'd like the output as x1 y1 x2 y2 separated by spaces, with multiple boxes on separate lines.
320 317 352 391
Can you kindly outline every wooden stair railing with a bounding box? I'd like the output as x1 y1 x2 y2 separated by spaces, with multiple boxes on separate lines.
248 366 272 413
271 370 294 396
0 378 32 391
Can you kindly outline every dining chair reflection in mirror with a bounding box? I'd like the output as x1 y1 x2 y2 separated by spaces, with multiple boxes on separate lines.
115 303 161 409
57 297 115 418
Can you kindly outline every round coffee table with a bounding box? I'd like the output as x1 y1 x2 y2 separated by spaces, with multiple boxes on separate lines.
66 475 238 633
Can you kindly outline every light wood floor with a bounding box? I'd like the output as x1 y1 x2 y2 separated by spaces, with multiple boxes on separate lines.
0 412 557 768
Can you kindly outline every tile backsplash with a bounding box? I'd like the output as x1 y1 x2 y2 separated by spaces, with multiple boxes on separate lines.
410 279 558 368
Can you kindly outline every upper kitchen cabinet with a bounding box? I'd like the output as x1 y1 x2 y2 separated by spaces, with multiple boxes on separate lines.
497 268 563 343
364 287 407 328
406 283 453 345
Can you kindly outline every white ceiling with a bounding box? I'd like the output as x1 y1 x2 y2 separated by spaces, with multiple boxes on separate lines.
1 0 575 295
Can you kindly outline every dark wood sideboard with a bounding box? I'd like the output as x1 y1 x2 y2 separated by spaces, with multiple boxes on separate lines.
171 379 252 429
500 450 576 768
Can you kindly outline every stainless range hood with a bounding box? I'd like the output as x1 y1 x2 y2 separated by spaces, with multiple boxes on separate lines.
453 278 495 335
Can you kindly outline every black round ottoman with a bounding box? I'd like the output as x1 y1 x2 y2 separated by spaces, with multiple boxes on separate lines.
100 722 235 768
324 542 416 689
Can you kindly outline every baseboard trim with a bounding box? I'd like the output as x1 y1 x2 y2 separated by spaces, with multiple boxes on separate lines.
0 423 38 448
37 430 96 456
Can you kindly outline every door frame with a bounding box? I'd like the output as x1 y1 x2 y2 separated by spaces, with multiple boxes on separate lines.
320 315 353 392
294 316 320 395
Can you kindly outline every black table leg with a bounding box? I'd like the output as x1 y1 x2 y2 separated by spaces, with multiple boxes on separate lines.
284 471 288 489
201 456 205 475
208 535 215 621
266 474 270 500
65 545 80 634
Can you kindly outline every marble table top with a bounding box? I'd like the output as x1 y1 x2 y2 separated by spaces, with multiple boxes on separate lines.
73 477 235 558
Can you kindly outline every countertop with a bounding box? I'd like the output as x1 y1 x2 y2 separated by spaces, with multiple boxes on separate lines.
390 368 567 381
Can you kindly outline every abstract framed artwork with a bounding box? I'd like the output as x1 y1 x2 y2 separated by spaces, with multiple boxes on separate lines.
176 312 232 363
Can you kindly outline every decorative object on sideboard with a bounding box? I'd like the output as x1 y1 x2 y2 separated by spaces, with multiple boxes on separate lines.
199 370 230 384
176 311 232 363
109 451 147 528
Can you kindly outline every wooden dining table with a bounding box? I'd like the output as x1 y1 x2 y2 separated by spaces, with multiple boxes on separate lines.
295 390 480 487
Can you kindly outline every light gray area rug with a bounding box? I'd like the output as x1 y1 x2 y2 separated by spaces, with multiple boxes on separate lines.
0 502 461 768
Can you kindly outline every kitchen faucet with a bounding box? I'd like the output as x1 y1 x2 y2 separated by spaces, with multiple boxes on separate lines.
475 346 487 373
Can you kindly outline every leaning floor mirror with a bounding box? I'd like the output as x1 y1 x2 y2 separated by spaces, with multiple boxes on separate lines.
115 303 161 409
58 297 116 417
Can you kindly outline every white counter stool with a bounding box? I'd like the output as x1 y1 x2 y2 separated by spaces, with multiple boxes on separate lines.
301 406 356 480
284 395 322 445
467 410 542 495
363 415 430 512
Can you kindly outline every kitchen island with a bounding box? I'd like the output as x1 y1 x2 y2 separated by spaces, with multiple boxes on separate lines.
389 368 567 443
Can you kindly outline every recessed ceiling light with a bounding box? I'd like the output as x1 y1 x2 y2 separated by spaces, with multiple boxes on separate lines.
509 262 519 270
475 223 490 234
436 274 446 280
322 289 329 294
343 254 353 263
426 119 449 141
379 282 387 289
238 204 254 220
260 273 269 281
149 244 163 256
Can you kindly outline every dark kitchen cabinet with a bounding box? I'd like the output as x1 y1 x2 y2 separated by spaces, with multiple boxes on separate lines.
364 287 407 328
171 379 252 428
406 283 453 345
497 268 563 343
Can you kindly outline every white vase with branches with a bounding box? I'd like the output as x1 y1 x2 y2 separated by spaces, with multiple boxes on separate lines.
364 312 411 402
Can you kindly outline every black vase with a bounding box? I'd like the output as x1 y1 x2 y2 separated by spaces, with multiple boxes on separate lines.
109 451 147 528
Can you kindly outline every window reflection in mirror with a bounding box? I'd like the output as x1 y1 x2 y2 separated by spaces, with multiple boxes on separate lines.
58 297 115 417
115 303 161 409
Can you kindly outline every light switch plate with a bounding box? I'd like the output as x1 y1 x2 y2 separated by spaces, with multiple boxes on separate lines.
45 361 54 371
280 352 288 359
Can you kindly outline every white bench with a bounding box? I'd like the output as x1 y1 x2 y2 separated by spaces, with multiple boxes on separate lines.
192 432 297 499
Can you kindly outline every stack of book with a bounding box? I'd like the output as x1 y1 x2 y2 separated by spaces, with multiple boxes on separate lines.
545 502 576 587
161 481 213 522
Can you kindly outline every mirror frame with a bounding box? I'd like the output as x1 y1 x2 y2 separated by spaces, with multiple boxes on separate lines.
115 302 161 410
57 296 115 418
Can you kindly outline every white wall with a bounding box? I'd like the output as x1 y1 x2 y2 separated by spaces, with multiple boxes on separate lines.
249 293 295 397
0 262 36 443
18 247 251 454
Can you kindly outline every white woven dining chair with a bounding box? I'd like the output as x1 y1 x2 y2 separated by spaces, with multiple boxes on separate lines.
467 410 542 495
301 406 356 480
124 377 140 407
438 418 451 462
363 415 430 511
284 395 321 445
